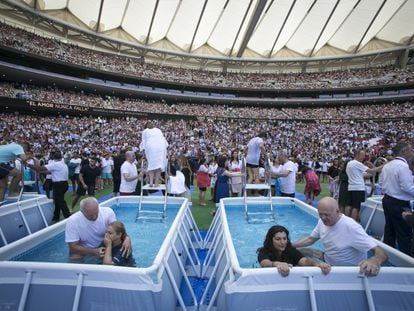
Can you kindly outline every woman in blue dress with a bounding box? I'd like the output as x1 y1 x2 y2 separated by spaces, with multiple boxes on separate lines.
214 156 243 204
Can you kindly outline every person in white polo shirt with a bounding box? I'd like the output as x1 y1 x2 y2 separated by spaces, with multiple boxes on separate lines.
120 151 140 196
346 149 383 222
43 150 71 221
270 151 296 198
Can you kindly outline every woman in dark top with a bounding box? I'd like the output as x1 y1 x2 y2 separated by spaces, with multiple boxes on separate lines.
179 155 192 189
257 225 330 277
103 221 136 267
337 160 352 214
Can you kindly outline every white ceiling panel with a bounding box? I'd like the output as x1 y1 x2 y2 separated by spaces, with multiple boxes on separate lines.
21 0 414 59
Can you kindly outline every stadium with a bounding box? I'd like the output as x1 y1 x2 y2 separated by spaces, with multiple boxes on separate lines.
0 0 413 310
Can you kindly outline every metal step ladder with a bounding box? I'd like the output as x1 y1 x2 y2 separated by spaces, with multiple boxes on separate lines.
135 158 169 222
242 157 274 223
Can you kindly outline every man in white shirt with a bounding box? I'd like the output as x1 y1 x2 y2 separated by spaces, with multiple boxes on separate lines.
100 153 114 187
346 150 383 222
292 197 387 276
271 151 296 197
43 150 71 221
120 151 140 196
65 197 130 263
379 142 414 255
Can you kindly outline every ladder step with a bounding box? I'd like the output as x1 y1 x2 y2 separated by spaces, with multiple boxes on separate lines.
247 211 274 215
138 210 164 214
139 201 166 205
248 218 275 223
142 184 166 190
245 184 270 190
244 200 272 205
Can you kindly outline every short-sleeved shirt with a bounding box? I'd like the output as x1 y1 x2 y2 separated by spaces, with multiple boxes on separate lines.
120 161 138 193
246 137 264 166
346 160 368 191
279 160 297 194
257 246 304 266
45 159 68 182
111 244 136 267
65 207 116 248
80 165 101 186
0 143 24 163
310 214 377 266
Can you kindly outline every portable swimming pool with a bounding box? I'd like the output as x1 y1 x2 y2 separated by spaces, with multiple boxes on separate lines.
0 196 204 311
201 197 414 311
0 194 53 247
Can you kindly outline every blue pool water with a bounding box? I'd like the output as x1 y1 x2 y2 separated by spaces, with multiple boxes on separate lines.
12 203 182 268
226 204 323 268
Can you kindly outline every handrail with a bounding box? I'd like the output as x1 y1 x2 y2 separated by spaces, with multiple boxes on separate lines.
72 272 85 311
243 154 274 222
18 270 33 311
135 158 145 221
17 163 26 202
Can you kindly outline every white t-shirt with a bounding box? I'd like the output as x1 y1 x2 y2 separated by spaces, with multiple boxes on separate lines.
45 159 68 182
120 161 138 193
101 158 113 174
310 215 377 266
246 137 264 166
269 164 281 184
65 206 116 248
168 171 187 194
346 159 368 191
69 158 82 174
279 160 296 194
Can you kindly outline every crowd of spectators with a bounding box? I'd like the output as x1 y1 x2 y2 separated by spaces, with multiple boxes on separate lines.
1 111 413 168
1 82 413 120
1 22 413 90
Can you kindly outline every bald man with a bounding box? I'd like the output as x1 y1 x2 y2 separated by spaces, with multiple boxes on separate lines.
292 197 387 276
65 197 131 263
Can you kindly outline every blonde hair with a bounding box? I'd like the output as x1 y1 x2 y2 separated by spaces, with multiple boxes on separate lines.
109 221 127 241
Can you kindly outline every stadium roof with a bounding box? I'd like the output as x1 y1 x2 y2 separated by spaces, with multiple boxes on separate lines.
1 0 414 68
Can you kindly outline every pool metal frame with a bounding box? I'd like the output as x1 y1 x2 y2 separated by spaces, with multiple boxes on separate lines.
0 196 204 311
201 197 414 311
0 194 53 246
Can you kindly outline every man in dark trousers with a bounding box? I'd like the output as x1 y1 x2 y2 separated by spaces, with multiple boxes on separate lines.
71 157 102 210
43 150 71 221
112 149 126 197
379 142 414 256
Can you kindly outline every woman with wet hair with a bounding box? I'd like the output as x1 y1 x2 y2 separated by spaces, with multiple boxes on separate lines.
103 221 136 267
257 225 330 277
